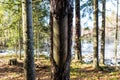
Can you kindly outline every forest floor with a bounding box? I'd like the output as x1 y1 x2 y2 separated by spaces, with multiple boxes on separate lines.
0 55 120 80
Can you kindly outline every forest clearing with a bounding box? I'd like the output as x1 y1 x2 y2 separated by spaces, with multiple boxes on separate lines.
0 55 120 80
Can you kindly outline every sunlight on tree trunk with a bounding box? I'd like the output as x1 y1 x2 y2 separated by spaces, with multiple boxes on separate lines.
50 0 73 80
114 0 119 68
100 0 106 65
93 0 99 69
22 0 35 80
18 20 22 60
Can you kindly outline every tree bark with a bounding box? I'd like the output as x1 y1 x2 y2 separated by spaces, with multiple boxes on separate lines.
93 0 99 69
114 0 119 67
50 0 73 80
75 0 82 62
18 20 22 60
22 0 35 80
35 32 38 58
100 0 106 65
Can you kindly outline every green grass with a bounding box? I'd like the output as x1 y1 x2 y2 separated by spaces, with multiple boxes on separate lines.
70 60 120 80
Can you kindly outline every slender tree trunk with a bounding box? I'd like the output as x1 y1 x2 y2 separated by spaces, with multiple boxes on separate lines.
22 0 35 80
50 0 73 80
75 0 82 62
17 3 22 60
37 31 40 58
93 0 99 69
15 45 18 58
67 0 73 78
100 0 106 65
35 32 38 58
114 0 119 67
50 5 53 79
18 20 22 60
15 26 18 58
38 31 41 58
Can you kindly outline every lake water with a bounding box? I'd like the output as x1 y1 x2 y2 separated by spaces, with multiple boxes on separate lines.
1 42 120 66
81 42 120 59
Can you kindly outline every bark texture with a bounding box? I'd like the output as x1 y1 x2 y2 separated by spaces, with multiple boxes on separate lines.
75 0 82 62
114 0 119 67
22 0 35 80
50 0 73 80
93 0 99 69
100 0 106 65
18 20 22 60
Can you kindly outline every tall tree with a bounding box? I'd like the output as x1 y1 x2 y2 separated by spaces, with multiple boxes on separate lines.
32 0 50 56
93 0 99 69
22 0 35 80
75 0 82 62
18 19 22 60
50 0 73 79
18 3 22 60
100 0 106 65
114 0 119 67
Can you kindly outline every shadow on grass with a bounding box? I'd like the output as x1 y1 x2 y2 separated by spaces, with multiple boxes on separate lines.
0 62 23 73
0 60 51 80
70 65 118 80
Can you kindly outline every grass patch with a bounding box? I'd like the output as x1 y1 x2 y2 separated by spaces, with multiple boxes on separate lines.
70 60 120 80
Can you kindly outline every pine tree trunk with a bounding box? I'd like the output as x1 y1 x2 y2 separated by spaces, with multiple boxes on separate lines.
114 0 119 67
22 0 35 80
93 0 99 69
50 0 73 80
35 32 38 58
75 0 82 62
18 20 22 60
100 0 106 65
38 31 41 58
